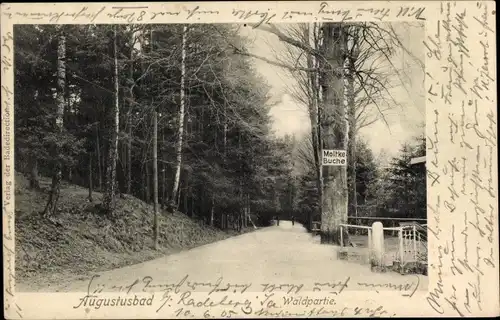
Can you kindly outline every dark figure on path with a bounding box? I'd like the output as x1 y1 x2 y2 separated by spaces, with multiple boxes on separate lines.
291 215 295 226
276 216 280 226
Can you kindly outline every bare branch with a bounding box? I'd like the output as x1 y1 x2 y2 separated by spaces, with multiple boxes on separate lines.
233 47 317 73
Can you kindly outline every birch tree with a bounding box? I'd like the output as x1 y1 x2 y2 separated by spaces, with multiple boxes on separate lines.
152 110 159 249
16 23 311 233
168 25 188 212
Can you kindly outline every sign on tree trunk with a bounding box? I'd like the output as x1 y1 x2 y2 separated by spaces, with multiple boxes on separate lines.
322 149 347 166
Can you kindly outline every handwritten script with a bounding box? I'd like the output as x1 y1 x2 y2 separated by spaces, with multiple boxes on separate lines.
1 26 22 318
424 1 497 317
1 1 498 319
69 274 421 317
1 3 427 24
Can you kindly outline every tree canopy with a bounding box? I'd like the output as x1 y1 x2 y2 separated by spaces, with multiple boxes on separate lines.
14 24 297 230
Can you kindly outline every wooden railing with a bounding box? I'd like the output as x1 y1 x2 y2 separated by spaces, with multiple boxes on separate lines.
397 224 427 266
311 221 321 234
339 222 428 270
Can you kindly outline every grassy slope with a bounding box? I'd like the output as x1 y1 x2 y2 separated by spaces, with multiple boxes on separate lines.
15 172 252 289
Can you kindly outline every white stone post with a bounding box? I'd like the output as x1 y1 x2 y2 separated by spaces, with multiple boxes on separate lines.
371 222 385 267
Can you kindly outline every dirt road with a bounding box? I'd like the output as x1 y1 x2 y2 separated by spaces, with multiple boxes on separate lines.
22 221 428 293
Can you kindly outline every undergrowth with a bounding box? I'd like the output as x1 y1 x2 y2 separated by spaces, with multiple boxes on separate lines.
15 172 250 284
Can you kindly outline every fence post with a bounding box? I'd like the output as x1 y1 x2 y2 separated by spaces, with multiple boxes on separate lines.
340 225 344 247
413 225 417 261
399 228 404 264
417 232 421 260
338 225 348 260
368 228 372 264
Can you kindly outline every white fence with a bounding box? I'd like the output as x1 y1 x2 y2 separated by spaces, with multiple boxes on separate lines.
398 224 427 265
339 222 427 271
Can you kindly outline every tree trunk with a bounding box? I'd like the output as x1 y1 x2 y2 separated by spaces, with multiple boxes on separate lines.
243 195 247 229
43 33 66 218
126 118 132 194
223 102 228 158
153 111 159 250
210 196 215 227
304 23 323 231
176 178 182 211
191 188 195 218
238 185 243 232
184 172 189 214
238 132 244 233
146 162 151 203
346 29 359 226
319 23 349 245
126 29 135 196
96 127 103 191
316 86 324 232
161 127 167 208
88 153 93 202
161 163 167 208
142 165 147 201
169 25 187 212
347 78 357 225
102 26 120 214
245 194 250 228
29 158 40 189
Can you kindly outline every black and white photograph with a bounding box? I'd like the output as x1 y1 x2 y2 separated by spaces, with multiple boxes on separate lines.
2 1 498 319
14 20 427 291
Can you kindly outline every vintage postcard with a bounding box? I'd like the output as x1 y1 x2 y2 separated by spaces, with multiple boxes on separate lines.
2 1 498 318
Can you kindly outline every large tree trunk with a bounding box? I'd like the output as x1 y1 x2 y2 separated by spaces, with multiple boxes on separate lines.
43 33 66 217
102 26 120 214
169 25 187 212
152 111 159 250
319 23 348 244
345 27 359 227
347 53 358 225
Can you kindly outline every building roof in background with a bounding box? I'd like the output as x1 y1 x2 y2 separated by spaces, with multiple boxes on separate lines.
410 156 426 165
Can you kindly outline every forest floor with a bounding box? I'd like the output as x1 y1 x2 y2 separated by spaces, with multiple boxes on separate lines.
14 172 255 291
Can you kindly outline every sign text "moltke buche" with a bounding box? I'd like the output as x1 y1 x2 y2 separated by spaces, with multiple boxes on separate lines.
322 149 347 166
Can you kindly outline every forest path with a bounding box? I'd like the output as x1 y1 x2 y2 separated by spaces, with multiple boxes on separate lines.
24 221 427 292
